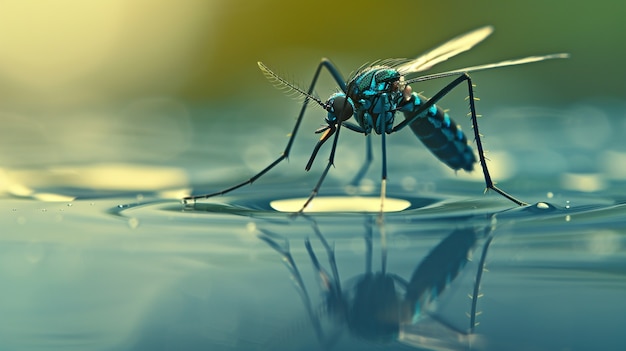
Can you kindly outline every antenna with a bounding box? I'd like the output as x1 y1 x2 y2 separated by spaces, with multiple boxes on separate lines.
258 62 330 111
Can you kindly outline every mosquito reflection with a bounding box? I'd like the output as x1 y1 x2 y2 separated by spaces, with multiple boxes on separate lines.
258 215 496 350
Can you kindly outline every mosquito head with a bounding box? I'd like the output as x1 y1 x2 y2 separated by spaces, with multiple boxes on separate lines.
306 93 353 171
325 93 354 124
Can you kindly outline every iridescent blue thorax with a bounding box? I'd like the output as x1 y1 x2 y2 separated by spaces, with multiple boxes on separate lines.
323 64 477 172
326 66 404 135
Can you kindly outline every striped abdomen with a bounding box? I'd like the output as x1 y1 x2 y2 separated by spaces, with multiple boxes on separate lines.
400 93 476 171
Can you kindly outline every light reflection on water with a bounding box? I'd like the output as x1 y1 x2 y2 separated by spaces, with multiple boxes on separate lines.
3 188 626 351
1 101 626 350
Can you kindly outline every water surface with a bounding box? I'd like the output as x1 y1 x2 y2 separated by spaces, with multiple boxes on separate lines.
2 101 626 351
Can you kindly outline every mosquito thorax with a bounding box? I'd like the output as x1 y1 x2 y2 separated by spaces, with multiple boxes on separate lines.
349 67 402 95
326 93 354 123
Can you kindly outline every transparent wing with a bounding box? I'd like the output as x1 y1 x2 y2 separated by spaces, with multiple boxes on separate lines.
404 53 570 84
395 26 494 75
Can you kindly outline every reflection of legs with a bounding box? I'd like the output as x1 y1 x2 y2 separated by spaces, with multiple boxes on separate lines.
468 215 497 333
306 217 341 294
302 218 345 347
363 214 389 274
257 229 324 340
183 59 347 205
469 236 492 333
392 73 526 206
364 216 373 275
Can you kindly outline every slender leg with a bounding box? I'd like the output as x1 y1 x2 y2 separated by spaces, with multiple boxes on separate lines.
379 128 388 215
183 59 346 204
465 78 528 206
299 123 343 213
392 73 527 206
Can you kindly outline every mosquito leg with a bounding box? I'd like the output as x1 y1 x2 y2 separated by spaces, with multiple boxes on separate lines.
183 58 346 204
379 128 388 216
392 73 527 206
465 77 528 206
298 123 343 213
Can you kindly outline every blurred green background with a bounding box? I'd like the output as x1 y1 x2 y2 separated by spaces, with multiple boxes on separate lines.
0 0 623 110
0 0 624 179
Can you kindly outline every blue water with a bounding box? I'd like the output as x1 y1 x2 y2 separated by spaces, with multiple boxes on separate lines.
2 100 626 350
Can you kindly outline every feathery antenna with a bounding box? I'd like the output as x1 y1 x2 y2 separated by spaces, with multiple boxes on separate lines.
258 62 330 110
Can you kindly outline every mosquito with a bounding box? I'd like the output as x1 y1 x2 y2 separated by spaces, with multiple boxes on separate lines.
183 26 568 212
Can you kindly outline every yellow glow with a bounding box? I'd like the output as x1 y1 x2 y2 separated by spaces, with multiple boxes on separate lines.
0 1 123 88
460 151 515 181
560 173 606 192
32 193 76 202
270 196 411 213
2 164 188 192
0 1 214 105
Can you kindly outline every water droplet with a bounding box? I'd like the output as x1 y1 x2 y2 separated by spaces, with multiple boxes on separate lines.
546 192 554 199
565 215 571 222
536 202 550 209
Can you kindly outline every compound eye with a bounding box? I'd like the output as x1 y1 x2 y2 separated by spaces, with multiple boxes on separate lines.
331 95 354 121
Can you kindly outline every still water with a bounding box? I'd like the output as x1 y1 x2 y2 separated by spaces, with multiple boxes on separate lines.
2 100 626 351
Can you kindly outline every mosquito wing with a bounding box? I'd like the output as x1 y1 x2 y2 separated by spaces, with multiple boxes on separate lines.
394 26 494 75
403 53 569 84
